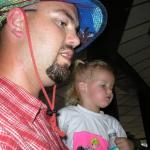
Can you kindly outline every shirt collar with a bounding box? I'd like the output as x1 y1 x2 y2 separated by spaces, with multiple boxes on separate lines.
0 77 47 122
77 104 104 117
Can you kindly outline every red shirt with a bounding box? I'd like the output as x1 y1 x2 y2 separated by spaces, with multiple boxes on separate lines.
0 77 68 150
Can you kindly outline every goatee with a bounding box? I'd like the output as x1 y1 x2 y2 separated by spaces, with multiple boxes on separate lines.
46 63 70 84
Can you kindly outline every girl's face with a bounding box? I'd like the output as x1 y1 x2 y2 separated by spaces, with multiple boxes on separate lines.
80 69 115 112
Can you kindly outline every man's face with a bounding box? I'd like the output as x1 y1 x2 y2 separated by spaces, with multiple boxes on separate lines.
27 1 80 85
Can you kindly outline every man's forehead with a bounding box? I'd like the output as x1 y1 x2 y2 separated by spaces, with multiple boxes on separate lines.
35 1 79 27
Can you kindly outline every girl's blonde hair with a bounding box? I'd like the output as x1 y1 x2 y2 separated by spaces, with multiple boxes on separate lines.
65 59 114 106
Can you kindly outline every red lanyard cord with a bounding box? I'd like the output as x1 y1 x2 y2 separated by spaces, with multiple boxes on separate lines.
20 8 64 137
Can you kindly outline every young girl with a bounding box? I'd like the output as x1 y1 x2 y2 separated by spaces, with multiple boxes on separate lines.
58 60 134 150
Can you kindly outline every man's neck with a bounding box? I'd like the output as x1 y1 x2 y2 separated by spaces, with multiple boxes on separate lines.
0 69 41 98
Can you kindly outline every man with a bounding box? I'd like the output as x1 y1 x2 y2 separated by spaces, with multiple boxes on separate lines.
0 0 107 149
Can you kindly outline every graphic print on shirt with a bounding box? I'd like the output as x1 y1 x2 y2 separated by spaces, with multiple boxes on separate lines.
73 131 109 150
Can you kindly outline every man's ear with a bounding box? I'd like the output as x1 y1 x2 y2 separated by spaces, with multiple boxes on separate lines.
7 8 25 38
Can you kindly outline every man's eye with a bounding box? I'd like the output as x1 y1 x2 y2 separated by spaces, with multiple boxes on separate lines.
56 19 67 27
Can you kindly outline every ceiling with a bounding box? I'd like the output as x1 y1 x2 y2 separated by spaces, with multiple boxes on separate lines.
118 0 150 87
115 0 150 144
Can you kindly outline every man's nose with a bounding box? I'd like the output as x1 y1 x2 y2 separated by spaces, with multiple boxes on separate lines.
66 31 80 49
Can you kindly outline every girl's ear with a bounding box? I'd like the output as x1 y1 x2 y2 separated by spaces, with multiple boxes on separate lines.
7 8 25 38
78 82 87 93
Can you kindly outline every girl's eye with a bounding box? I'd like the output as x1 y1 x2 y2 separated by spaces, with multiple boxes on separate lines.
99 84 106 88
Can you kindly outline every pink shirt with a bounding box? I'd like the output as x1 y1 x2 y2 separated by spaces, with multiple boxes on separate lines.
0 77 67 150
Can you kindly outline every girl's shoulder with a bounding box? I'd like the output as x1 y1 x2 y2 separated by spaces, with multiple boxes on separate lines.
58 105 82 118
103 113 119 124
59 105 78 113
58 105 85 127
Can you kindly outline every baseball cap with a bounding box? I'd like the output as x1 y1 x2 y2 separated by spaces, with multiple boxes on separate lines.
0 0 107 53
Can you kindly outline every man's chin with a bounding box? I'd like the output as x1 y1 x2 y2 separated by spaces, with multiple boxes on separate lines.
46 63 70 84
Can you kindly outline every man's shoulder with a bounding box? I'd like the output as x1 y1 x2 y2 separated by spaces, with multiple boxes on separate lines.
0 123 22 149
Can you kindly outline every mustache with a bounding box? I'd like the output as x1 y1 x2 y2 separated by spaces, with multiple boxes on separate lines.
60 45 74 52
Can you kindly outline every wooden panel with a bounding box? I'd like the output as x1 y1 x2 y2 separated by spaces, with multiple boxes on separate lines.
120 22 150 43
126 2 150 29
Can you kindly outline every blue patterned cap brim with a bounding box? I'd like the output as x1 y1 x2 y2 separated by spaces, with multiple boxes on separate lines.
67 0 107 52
